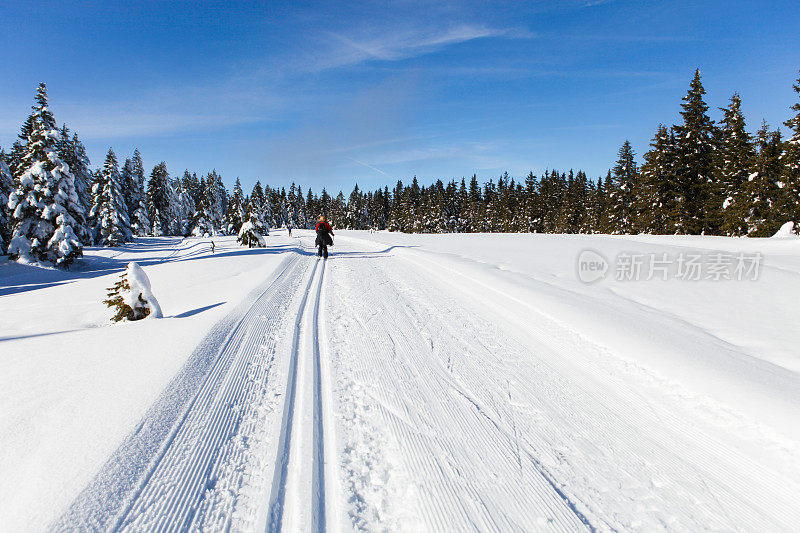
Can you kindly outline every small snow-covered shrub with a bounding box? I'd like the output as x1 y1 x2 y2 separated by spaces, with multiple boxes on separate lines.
771 221 798 238
104 262 163 322
237 219 267 248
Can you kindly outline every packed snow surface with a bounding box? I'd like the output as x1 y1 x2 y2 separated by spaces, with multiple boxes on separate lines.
1 230 799 532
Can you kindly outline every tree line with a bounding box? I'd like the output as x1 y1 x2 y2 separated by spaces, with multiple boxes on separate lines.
325 69 800 237
2 70 799 268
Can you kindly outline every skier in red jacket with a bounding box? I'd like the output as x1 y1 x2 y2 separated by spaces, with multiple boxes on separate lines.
315 215 334 258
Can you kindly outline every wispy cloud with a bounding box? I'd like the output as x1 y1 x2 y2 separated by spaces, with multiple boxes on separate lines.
304 24 513 71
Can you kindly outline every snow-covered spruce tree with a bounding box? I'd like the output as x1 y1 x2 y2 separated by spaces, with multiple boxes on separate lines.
636 125 679 234
715 94 756 236
296 185 309 228
0 151 13 252
104 261 162 322
203 170 227 234
165 177 181 235
604 140 639 234
91 148 132 246
7 83 85 267
130 149 151 235
7 116 35 179
151 208 164 236
57 127 93 228
739 122 788 236
781 70 800 227
227 178 246 234
147 162 172 236
318 187 330 223
176 172 196 236
250 181 271 230
120 158 139 232
237 209 268 248
672 69 719 234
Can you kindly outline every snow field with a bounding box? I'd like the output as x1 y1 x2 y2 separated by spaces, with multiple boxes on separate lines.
2 229 799 532
323 233 800 531
0 235 299 531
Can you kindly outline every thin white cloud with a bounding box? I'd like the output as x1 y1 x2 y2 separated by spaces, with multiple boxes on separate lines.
307 24 511 71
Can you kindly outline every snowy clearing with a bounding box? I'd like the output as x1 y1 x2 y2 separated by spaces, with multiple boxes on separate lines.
1 230 799 531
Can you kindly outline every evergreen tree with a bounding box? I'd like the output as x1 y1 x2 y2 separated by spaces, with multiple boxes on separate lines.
120 159 138 229
147 162 171 236
604 141 639 233
739 123 788 236
672 70 719 234
227 178 246 233
8 115 35 179
637 126 678 233
716 94 756 235
0 150 13 252
90 148 132 246
175 173 196 235
7 83 85 267
57 127 92 223
782 71 800 227
130 149 151 235
204 170 227 233
249 181 269 229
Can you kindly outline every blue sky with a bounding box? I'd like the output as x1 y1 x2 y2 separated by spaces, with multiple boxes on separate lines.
1 0 798 194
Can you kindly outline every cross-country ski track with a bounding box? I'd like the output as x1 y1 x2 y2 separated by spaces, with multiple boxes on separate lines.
42 231 800 532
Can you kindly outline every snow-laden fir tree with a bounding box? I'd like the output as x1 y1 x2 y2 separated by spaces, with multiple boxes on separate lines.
237 201 268 248
204 170 227 234
672 70 719 234
130 149 151 235
227 178 246 234
604 140 639 234
250 181 273 229
57 126 93 226
104 261 162 321
637 125 678 234
7 83 86 267
781 70 800 227
7 115 35 179
91 148 132 246
0 150 13 252
715 94 756 236
120 158 139 233
738 122 788 236
147 162 172 236
175 171 197 236
165 176 181 235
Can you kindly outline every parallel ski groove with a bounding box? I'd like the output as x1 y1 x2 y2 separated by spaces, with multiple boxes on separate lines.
111 253 307 532
267 256 329 531
311 261 327 532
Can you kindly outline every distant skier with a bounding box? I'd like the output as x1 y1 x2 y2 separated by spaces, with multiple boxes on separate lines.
287 223 292 237
315 215 334 259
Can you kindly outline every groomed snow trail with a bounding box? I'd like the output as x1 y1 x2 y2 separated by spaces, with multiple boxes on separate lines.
56 236 339 532
113 251 311 532
267 255 333 532
324 236 800 532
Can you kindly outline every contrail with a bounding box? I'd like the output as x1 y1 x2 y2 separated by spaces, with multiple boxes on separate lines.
347 157 389 177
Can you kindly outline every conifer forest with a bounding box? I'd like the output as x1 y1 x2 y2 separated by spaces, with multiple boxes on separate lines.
2 69 799 268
